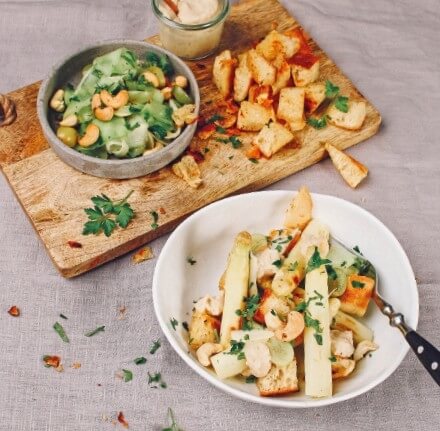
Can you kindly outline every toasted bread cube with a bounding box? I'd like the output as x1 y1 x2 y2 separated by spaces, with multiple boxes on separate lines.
327 100 366 131
284 186 313 230
325 143 369 188
189 312 220 350
247 49 276 86
291 60 319 87
339 274 375 317
253 288 291 324
256 30 300 61
304 83 326 113
248 85 271 104
172 155 203 189
277 87 306 131
331 357 356 380
213 50 236 98
237 101 272 131
233 52 253 102
253 121 294 158
257 361 299 396
272 58 292 95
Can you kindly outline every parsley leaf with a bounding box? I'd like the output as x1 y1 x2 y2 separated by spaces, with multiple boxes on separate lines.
148 372 167 388
351 280 365 288
53 322 69 343
187 257 197 265
170 318 178 330
325 264 338 281
248 158 259 164
235 295 260 330
134 357 147 365
182 321 189 331
335 96 349 113
307 116 328 129
227 340 245 358
150 340 161 354
122 369 133 382
84 325 105 337
59 313 68 320
353 245 363 255
206 114 224 124
215 125 227 134
272 259 283 269
150 211 159 229
245 375 257 383
314 333 323 345
329 355 337 362
288 261 299 272
162 407 180 431
306 248 332 273
295 301 307 312
325 80 340 98
229 136 242 149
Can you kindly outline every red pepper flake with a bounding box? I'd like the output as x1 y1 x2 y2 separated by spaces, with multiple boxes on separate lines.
67 240 82 248
8 305 20 317
159 207 166 215
117 411 129 428
43 355 61 368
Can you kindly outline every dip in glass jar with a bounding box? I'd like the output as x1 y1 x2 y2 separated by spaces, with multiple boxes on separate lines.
152 0 230 60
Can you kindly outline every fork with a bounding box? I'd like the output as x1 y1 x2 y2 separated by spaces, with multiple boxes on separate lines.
331 237 440 386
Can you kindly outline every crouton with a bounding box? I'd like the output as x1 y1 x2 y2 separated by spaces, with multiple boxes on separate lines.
291 61 320 87
284 186 313 230
189 312 220 350
213 50 236 98
172 155 203 189
331 357 356 380
339 274 375 317
277 87 306 131
233 52 253 102
253 121 294 158
248 84 271 105
253 288 291 324
247 49 276 86
325 143 369 188
327 100 367 131
237 101 272 131
257 361 299 396
272 57 292 95
304 83 326 113
256 30 300 61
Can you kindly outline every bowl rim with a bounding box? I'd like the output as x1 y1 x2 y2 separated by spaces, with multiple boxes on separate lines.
37 39 200 166
152 190 419 408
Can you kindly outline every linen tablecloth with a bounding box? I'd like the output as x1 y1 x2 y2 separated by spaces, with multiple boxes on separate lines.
1 0 439 429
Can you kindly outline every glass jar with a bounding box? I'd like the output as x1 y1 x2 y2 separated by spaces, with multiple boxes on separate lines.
151 0 230 60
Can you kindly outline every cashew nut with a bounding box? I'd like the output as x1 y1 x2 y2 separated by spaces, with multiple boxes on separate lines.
331 357 356 380
143 71 160 88
50 89 65 112
329 297 341 320
175 75 188 88
243 341 272 378
330 330 354 358
275 310 305 342
161 86 172 100
59 114 78 127
196 343 223 367
100 90 129 109
172 104 196 127
94 106 114 122
264 310 283 331
78 123 100 147
194 290 224 317
91 93 102 110
353 340 378 361
185 113 198 125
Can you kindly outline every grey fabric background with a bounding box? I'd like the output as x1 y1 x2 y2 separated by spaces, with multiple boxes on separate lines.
1 0 439 429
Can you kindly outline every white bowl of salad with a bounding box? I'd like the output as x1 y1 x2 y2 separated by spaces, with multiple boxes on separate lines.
37 40 200 179
152 189 418 407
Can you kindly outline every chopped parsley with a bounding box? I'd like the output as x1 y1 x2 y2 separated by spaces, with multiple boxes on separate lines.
270 309 277 316
150 211 159 229
306 248 331 273
229 136 242 149
335 96 349 113
351 280 365 289
325 264 338 281
85 325 105 337
59 313 68 320
353 245 363 255
215 125 227 134
295 301 308 312
182 321 189 331
275 244 283 252
227 340 245 359
134 357 147 365
340 261 347 267
186 257 197 265
53 322 69 343
329 355 337 362
170 318 178 330
203 147 210 153
313 333 323 345
122 369 133 382
235 295 260 330
248 158 259 164
148 372 167 388
245 375 257 383
288 261 299 272
307 115 328 129
150 339 161 354
272 259 283 269
206 114 224 124
325 80 340 98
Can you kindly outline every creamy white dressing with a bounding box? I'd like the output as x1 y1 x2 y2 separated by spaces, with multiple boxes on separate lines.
160 0 219 25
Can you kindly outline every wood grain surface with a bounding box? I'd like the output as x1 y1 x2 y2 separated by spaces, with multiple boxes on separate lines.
0 0 381 277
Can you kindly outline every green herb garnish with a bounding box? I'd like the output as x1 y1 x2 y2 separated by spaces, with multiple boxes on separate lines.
85 325 105 337
182 321 189 331
187 257 197 265
134 357 147 365
248 158 259 164
150 211 159 230
306 248 331 273
325 80 340 98
53 322 69 343
170 318 178 330
227 340 245 357
288 261 299 272
148 372 167 388
353 245 363 255
335 96 349 113
325 264 338 281
329 355 337 362
307 116 328 129
161 408 181 431
122 369 133 382
150 340 161 354
272 259 283 269
229 136 242 149
351 280 365 289
59 313 68 320
82 190 135 237
215 125 227 134
206 114 224 124
313 333 323 345
235 295 260 330
245 375 257 383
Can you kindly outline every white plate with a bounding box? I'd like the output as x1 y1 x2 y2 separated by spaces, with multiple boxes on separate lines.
152 191 419 407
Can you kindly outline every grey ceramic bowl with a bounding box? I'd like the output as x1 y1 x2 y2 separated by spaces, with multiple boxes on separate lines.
37 40 200 179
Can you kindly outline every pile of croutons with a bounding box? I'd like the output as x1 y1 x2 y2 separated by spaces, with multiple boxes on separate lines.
212 28 367 159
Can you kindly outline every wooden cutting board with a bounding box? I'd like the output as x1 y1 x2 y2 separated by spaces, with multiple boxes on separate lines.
0 0 381 278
